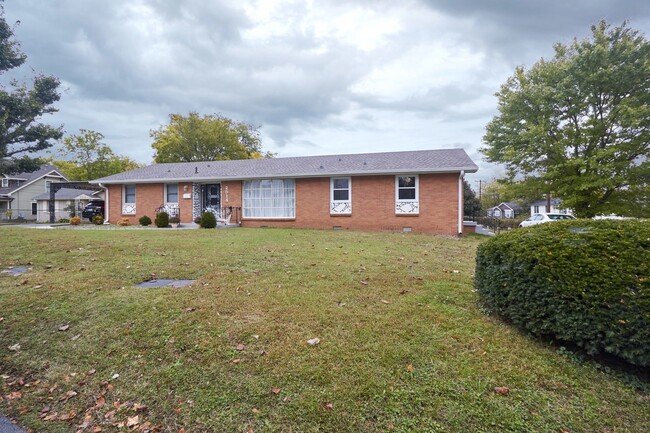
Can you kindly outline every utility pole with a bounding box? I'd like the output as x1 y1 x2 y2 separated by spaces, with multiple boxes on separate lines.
475 180 487 201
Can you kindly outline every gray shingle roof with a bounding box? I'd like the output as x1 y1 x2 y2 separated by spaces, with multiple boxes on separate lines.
90 149 478 184
0 165 66 195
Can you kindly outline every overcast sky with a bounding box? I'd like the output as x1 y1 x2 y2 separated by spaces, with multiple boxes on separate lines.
4 0 650 185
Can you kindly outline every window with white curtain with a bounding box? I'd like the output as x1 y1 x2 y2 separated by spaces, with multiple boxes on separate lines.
243 179 295 218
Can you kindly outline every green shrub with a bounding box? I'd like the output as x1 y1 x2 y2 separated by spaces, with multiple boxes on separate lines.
200 211 216 229
139 215 152 226
474 219 650 366
155 212 169 228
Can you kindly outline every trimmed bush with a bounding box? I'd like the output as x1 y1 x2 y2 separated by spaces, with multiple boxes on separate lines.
92 214 104 225
155 212 170 228
139 215 152 226
475 219 650 366
200 211 216 229
69 216 81 225
117 217 131 226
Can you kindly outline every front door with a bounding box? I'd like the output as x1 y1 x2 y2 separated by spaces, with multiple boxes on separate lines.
203 184 221 214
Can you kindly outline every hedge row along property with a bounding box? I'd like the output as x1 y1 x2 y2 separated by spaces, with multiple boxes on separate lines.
474 219 650 366
89 149 478 235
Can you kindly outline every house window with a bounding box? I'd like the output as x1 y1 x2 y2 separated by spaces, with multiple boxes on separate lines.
330 177 351 215
31 202 37 215
45 181 52 193
534 205 539 213
395 175 419 214
123 185 136 214
1 178 7 188
505 209 513 218
494 209 501 217
243 179 295 218
165 184 178 203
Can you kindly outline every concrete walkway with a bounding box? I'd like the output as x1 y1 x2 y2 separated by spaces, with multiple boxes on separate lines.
0 415 26 433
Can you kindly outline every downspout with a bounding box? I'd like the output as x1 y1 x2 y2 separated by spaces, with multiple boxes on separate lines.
458 171 465 235
99 183 109 224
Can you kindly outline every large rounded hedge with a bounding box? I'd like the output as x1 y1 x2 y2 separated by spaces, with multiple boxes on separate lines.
475 219 649 366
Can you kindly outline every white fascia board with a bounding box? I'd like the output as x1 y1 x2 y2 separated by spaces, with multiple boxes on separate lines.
90 166 479 185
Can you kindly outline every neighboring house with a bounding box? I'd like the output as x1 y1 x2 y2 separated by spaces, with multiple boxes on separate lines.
487 202 523 219
0 165 68 221
32 188 104 222
90 149 479 235
530 198 574 216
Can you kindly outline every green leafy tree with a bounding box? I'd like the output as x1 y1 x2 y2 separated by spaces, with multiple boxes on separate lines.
0 4 63 175
52 129 141 180
151 112 273 163
463 180 481 219
482 21 650 218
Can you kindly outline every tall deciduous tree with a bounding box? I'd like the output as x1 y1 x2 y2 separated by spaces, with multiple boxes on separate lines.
52 129 141 181
151 112 272 163
482 21 650 218
0 4 62 175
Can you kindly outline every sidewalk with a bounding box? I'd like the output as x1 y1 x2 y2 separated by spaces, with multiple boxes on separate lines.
0 415 26 433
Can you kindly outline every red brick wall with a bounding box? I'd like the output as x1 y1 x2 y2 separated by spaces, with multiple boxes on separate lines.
241 173 462 235
106 174 463 234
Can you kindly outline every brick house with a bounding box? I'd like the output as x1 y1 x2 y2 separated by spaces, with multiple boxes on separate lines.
89 149 478 235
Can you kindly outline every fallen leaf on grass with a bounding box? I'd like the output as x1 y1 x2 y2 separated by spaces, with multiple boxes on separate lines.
360 280 368 285
93 426 103 432
324 402 334 411
494 386 510 396
58 410 76 420
406 364 415 372
272 388 281 395
251 407 260 414
307 338 320 346
381 299 390 304
71 334 81 341
126 415 140 427
236 343 245 351
231 358 242 364
59 390 77 401
6 390 23 399
59 324 70 332
8 343 20 351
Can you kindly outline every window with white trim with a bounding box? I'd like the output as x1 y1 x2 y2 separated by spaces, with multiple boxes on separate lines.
1 178 7 188
534 205 539 213
31 202 37 215
243 179 295 218
45 181 52 193
395 175 419 214
330 177 351 214
123 184 136 214
165 183 178 203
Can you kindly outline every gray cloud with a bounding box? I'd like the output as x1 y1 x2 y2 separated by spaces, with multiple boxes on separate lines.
3 0 650 184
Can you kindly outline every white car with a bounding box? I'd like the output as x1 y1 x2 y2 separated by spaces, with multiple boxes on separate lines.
519 213 576 227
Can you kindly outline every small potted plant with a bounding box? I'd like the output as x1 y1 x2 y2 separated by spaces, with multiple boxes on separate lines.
169 216 180 228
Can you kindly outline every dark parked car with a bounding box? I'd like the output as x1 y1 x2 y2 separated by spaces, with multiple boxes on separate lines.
82 200 105 221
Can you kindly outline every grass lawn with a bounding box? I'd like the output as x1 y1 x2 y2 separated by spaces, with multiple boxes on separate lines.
0 227 648 432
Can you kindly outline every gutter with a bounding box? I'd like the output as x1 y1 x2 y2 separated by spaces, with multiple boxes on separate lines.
458 170 464 235
88 166 480 185
99 183 109 224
